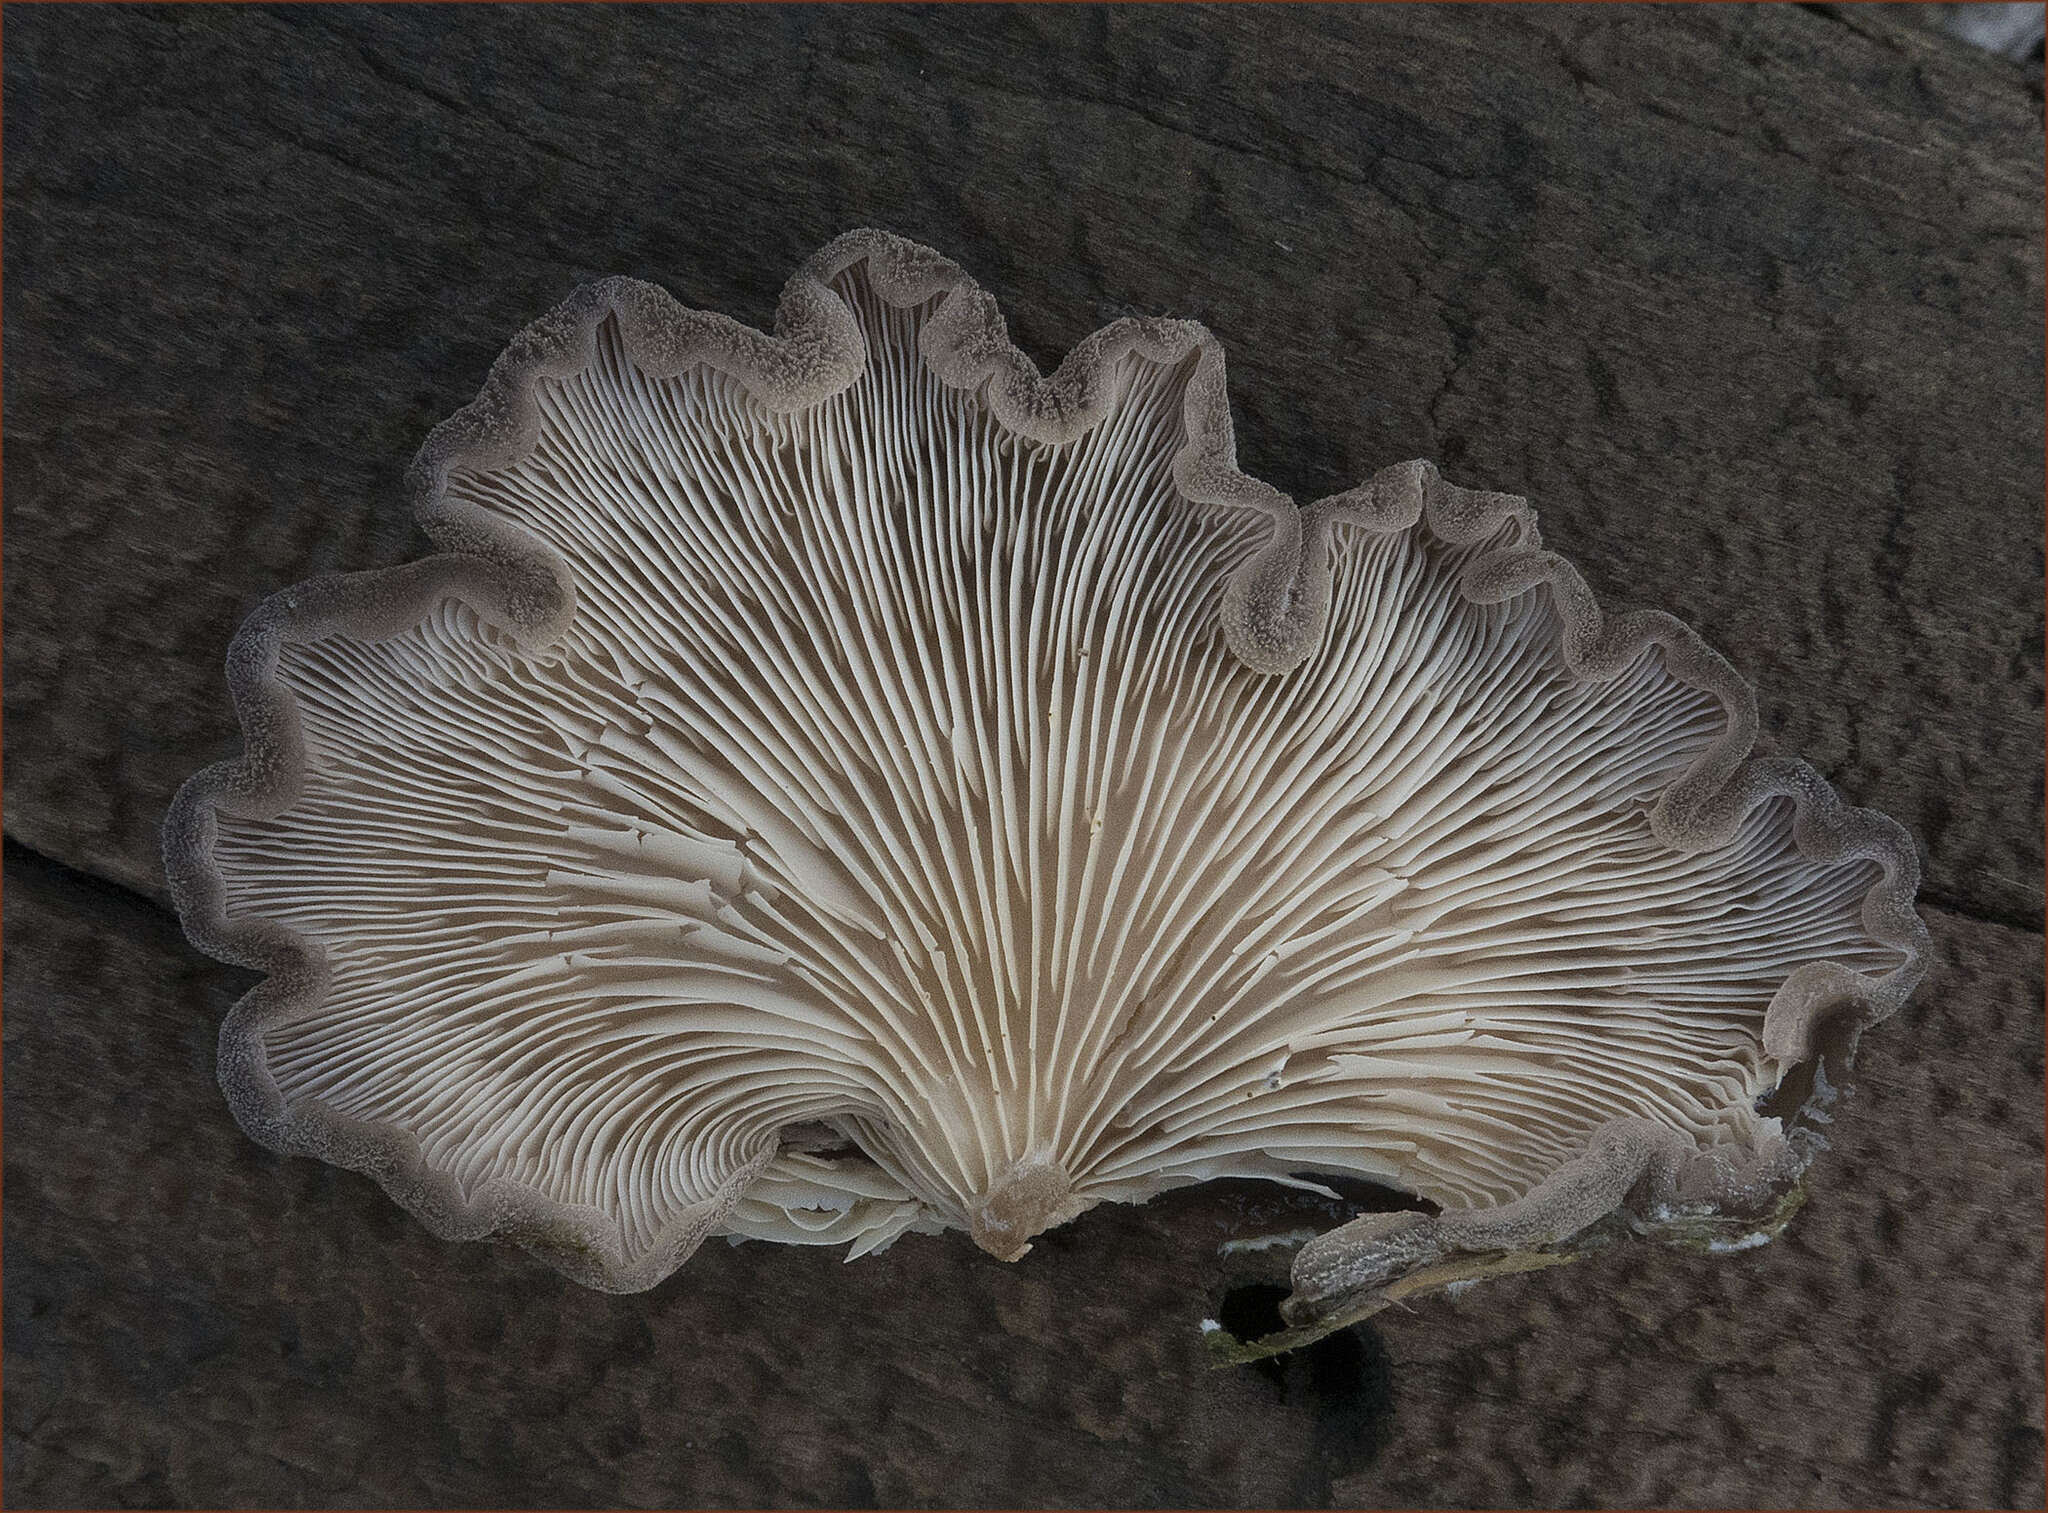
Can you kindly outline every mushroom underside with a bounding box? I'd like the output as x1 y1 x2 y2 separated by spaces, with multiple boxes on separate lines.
170 231 1925 1308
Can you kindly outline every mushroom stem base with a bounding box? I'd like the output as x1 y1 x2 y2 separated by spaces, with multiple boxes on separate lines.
968 1155 1079 1261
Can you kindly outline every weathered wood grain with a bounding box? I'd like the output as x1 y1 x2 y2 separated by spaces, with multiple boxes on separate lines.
4 4 2040 1506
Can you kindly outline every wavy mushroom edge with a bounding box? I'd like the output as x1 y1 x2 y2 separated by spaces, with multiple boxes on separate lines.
163 227 1929 1307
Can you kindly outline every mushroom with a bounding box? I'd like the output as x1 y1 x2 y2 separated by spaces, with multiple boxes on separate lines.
165 230 1927 1330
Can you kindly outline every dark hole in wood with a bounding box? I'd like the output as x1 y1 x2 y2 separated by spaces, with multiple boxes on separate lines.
1215 1282 1397 1477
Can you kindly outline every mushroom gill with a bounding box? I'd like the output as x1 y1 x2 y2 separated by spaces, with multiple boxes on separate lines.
165 230 1926 1321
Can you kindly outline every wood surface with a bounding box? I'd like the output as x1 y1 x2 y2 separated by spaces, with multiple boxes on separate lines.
5 4 2041 1506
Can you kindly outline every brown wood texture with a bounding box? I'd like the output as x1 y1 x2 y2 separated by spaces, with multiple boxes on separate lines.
5 5 2042 1507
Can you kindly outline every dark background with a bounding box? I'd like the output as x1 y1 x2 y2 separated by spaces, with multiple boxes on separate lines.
5 4 2042 1506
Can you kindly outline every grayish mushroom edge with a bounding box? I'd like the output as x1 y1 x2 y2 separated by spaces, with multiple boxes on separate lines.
163 229 1929 1346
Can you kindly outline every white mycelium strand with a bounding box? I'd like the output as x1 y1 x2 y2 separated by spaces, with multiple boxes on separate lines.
205 254 1912 1275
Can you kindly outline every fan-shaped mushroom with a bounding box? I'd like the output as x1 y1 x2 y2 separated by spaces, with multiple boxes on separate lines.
165 230 1926 1332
